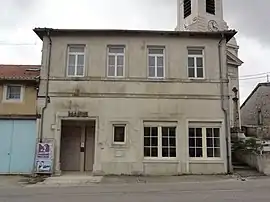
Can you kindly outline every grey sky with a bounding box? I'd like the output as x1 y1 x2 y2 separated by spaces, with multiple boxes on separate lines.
0 0 269 103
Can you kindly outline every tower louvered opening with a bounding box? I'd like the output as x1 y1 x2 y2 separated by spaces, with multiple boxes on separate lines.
184 0 191 18
206 0 215 15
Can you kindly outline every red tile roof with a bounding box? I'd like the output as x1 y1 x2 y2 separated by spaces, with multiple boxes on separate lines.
0 65 40 81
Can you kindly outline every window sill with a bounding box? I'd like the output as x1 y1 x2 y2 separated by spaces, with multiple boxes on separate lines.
2 100 23 103
189 158 224 164
143 159 178 163
110 143 128 148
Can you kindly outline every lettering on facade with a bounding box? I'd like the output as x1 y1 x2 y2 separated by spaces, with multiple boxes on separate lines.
68 111 88 117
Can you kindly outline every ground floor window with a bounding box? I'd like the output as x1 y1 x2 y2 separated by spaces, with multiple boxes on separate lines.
144 124 176 158
188 124 221 159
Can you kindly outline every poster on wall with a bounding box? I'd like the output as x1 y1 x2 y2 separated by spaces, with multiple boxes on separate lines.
35 140 54 174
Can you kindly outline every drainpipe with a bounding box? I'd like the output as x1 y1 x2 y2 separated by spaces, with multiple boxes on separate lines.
218 34 232 173
39 29 52 143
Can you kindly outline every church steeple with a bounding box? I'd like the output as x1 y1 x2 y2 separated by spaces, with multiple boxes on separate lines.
176 0 228 32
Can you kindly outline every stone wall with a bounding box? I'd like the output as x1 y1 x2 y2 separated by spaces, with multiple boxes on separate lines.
242 125 270 140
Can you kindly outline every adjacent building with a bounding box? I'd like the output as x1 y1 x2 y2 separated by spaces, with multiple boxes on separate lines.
0 65 40 174
241 82 270 140
34 0 243 175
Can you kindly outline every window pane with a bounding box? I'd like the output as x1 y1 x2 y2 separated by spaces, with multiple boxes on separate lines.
195 128 202 137
151 137 158 146
189 148 195 157
188 49 203 55
196 57 203 67
68 65 75 76
157 56 163 66
144 147 150 157
7 86 21 99
188 57 194 67
206 128 213 138
149 66 155 77
108 55 115 66
109 47 124 53
68 55 76 65
169 138 176 147
207 148 214 157
69 46 85 53
157 67 164 77
196 148 203 157
117 65 124 76
169 127 176 137
189 138 195 147
117 55 124 66
162 148 169 157
214 128 220 137
162 138 168 146
149 48 164 54
197 68 204 78
151 147 158 157
189 128 195 137
162 127 169 137
148 56 155 67
77 66 84 76
214 148 221 157
170 148 176 157
214 138 220 147
188 67 195 78
196 138 202 147
108 65 115 76
144 137 150 146
151 127 158 137
77 55 84 66
144 127 150 137
207 138 213 147
114 126 125 142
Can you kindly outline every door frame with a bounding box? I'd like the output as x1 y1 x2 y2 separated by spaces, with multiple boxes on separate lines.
54 112 99 175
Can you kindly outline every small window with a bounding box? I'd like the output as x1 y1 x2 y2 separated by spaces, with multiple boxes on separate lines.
189 125 221 159
148 47 165 78
113 125 126 144
206 0 215 15
188 49 204 79
4 85 22 102
184 0 191 18
67 45 85 77
107 46 125 77
144 125 176 158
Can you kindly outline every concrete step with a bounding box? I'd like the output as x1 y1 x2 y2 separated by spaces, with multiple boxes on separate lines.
233 165 254 170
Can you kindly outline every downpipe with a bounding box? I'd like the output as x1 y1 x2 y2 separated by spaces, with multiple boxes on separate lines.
39 30 52 143
218 34 232 173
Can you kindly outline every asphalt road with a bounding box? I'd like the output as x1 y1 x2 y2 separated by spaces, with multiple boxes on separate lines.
1 178 270 202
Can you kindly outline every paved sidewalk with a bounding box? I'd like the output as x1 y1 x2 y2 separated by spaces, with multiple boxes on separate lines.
0 176 29 188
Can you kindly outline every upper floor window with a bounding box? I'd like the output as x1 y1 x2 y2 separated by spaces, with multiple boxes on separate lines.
3 85 23 102
107 46 125 77
206 0 215 15
188 49 204 79
184 0 191 18
67 45 85 77
148 47 165 78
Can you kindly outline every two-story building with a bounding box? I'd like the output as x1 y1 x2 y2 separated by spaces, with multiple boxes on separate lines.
0 65 40 174
34 0 243 176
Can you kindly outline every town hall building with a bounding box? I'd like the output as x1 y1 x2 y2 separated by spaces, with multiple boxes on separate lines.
35 0 243 175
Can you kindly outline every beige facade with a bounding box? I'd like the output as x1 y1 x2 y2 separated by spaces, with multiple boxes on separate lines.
0 84 37 116
35 28 241 175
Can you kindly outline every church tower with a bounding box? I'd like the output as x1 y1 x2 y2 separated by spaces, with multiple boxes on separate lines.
176 0 228 32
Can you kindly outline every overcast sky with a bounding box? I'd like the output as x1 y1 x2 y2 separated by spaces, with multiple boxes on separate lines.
0 0 269 103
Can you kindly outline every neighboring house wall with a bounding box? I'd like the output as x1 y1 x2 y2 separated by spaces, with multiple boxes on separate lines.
241 83 270 139
37 32 232 175
0 83 37 115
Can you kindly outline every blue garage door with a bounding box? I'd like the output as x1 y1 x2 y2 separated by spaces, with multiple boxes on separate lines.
0 120 37 174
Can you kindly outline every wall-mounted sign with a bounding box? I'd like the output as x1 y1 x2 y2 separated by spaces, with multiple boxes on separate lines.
68 111 88 117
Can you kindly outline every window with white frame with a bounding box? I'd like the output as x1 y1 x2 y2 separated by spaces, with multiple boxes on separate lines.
107 46 125 77
67 45 85 77
144 125 176 158
4 85 22 101
188 49 204 79
189 125 221 159
113 124 126 144
148 47 165 78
